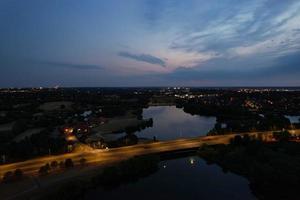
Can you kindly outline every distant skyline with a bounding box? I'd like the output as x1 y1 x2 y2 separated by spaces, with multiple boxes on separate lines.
1 0 300 87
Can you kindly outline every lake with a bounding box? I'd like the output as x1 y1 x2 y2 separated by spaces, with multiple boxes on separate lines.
285 115 300 124
85 156 256 200
137 106 216 140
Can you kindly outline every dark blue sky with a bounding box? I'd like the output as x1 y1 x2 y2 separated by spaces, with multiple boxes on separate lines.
1 0 300 87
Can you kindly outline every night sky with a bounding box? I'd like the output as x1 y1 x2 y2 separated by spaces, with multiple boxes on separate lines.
1 0 300 87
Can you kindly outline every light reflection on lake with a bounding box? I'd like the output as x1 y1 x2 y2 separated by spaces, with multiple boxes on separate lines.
138 106 216 140
285 115 300 124
85 156 256 200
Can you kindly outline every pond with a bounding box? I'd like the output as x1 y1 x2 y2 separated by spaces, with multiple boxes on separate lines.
137 106 216 140
85 156 256 200
285 115 300 124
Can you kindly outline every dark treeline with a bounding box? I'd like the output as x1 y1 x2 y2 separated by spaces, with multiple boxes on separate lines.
179 99 296 134
106 118 153 148
0 88 155 162
45 155 160 200
0 129 67 163
198 134 300 200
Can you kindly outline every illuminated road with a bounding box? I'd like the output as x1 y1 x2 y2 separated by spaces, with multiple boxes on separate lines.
2 130 299 178
0 136 226 176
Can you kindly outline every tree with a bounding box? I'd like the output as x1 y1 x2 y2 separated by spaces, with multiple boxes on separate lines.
2 171 13 183
45 163 51 171
273 130 291 141
65 158 74 169
14 169 23 180
39 165 49 176
242 134 251 144
2 169 23 183
230 135 243 146
50 161 58 169
59 161 65 169
79 158 87 167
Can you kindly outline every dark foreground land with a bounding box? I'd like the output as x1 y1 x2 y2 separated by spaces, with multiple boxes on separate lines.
198 135 300 200
1 87 300 163
42 155 160 200
1 87 300 200
24 134 300 200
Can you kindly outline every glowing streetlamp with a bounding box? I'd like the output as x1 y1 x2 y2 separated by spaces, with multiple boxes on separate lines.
190 158 195 165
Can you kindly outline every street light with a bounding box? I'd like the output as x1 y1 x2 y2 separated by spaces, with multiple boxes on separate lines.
190 158 195 165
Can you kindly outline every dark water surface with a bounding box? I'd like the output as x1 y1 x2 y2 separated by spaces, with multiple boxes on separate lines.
86 107 255 199
285 115 300 123
85 156 256 200
138 106 216 140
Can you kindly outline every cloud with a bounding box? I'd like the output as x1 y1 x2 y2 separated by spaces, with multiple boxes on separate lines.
40 61 103 70
118 51 166 67
1 0 300 87
162 52 300 83
167 0 300 62
122 51 300 87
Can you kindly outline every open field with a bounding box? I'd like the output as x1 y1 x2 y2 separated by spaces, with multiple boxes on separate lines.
38 101 73 111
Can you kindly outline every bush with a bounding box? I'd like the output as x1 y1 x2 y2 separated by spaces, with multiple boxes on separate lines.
79 158 87 167
14 169 23 180
64 158 74 169
242 134 251 144
50 161 58 169
59 161 64 169
2 169 24 183
273 130 291 141
230 135 243 146
39 165 49 176
2 171 14 183
45 163 51 171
